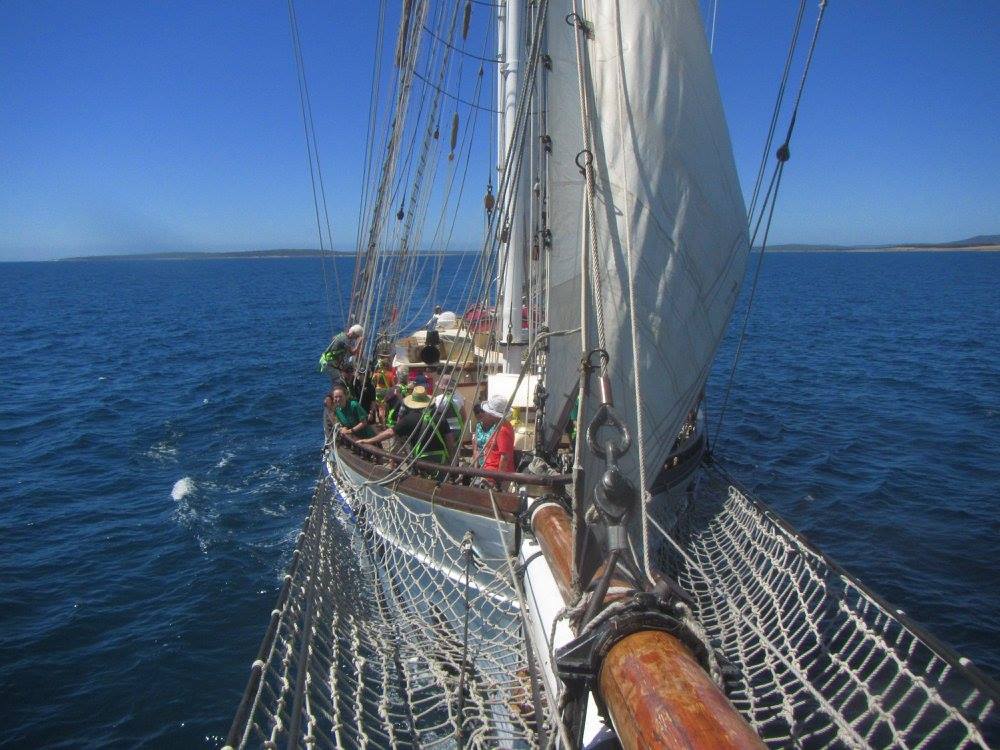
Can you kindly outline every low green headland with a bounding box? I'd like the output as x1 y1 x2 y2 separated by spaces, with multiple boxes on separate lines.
59 235 999 261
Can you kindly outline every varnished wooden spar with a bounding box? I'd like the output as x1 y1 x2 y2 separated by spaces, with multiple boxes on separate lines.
530 503 764 750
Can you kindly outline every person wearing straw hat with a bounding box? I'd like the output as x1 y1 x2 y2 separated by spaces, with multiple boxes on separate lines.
359 385 455 464
476 395 515 476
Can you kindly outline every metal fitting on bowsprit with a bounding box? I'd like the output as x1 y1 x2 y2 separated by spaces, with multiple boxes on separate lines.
594 461 637 552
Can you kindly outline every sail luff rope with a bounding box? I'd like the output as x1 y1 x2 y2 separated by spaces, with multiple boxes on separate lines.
609 0 656 586
709 0 720 53
566 0 613 599
569 1 608 361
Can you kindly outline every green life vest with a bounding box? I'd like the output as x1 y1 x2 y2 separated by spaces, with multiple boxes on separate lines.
415 409 449 463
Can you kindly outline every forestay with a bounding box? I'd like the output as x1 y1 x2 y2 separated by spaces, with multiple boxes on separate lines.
542 0 748 497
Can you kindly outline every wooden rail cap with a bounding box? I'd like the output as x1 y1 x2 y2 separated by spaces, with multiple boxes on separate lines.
336 430 571 486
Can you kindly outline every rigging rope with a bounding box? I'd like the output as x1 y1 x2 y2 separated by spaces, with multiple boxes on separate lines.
286 0 346 329
610 0 655 586
712 0 829 449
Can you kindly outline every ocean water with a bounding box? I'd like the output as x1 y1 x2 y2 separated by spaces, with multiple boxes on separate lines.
1 252 997 748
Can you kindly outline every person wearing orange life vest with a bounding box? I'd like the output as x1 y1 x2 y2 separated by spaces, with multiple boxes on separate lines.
370 356 396 424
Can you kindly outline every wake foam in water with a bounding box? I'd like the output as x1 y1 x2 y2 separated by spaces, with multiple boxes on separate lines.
171 477 195 501
146 440 178 461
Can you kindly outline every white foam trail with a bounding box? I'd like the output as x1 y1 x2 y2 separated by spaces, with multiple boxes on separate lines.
147 441 178 461
171 477 196 501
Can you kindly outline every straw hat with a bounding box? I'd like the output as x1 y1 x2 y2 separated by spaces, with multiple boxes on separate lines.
403 385 432 410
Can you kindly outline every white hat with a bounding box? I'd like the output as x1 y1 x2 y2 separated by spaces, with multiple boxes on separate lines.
480 395 507 419
348 324 364 337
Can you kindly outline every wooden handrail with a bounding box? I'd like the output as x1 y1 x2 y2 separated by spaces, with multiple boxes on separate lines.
336 430 572 487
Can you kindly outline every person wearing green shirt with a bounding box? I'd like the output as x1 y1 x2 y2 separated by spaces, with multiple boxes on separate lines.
329 386 374 438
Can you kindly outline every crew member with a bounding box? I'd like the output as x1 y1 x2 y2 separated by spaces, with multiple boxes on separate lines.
432 374 465 434
359 385 455 465
329 385 374 439
319 324 364 382
425 305 443 332
476 395 515 477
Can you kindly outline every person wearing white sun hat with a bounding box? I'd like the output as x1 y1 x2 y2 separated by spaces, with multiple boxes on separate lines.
475 395 514 479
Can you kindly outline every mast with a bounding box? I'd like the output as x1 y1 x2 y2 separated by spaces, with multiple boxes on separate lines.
498 0 528 372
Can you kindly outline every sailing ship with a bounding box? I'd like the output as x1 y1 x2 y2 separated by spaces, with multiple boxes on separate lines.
225 1 997 747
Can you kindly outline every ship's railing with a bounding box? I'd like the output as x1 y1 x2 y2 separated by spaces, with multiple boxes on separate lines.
335 430 573 487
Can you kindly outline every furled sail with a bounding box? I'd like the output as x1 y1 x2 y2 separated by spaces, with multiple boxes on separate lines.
542 0 748 499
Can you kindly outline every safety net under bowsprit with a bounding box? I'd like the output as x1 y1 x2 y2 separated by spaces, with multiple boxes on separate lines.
224 462 997 749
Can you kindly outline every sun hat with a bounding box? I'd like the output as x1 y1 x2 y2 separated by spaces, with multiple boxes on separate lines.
403 385 432 410
480 395 507 419
348 324 364 337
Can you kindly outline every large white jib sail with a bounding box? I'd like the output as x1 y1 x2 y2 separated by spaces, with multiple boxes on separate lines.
541 0 749 500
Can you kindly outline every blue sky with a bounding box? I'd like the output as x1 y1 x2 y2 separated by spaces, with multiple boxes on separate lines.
1 1 997 261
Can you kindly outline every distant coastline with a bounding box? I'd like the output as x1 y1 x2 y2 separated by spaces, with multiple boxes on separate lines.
766 235 1000 253
54 234 1000 261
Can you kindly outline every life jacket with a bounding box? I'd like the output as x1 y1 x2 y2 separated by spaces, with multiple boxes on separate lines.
414 409 449 463
373 366 392 390
437 395 463 433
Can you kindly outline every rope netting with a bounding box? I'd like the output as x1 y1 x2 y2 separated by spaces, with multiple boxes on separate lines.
226 464 544 749
654 466 998 749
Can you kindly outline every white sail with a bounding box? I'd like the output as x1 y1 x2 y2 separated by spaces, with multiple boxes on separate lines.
542 0 748 494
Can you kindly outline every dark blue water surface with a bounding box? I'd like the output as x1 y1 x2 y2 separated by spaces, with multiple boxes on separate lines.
1 253 997 747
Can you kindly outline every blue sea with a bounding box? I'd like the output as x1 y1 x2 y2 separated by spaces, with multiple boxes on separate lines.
1 252 998 748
